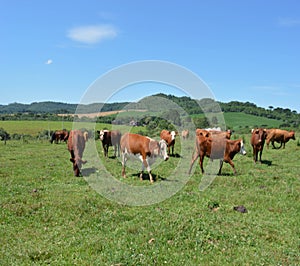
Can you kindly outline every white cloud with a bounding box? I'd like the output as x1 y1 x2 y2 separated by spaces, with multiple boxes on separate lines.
45 59 53 65
67 24 117 44
278 18 300 27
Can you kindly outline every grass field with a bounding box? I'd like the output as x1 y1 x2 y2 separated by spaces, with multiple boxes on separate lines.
223 112 283 130
0 111 284 137
0 123 299 265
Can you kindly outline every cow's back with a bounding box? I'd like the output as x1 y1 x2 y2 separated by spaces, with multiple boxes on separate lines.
121 133 150 155
68 130 85 156
111 130 122 145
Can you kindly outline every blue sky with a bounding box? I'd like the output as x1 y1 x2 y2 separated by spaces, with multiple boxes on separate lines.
1 0 300 111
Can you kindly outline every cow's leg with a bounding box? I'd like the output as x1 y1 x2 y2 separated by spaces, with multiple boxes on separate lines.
253 148 259 163
121 152 127 178
113 144 117 157
188 152 199 174
140 160 145 181
271 141 276 149
227 159 236 175
171 145 174 156
142 158 154 183
117 144 120 157
199 155 205 174
218 159 224 175
102 143 107 157
259 150 263 163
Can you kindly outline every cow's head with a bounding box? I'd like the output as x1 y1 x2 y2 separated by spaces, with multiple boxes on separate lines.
159 139 169 161
196 129 210 138
70 157 87 177
170 131 176 140
252 128 267 142
98 130 105 141
290 131 296 140
99 129 110 141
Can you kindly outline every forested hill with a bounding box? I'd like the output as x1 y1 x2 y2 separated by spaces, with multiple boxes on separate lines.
0 94 299 127
0 101 129 114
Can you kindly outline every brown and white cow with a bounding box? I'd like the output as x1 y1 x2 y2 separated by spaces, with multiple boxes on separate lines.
250 128 267 163
67 130 87 176
120 133 169 183
181 130 189 140
266 128 295 149
188 134 246 175
160 130 177 156
98 129 121 157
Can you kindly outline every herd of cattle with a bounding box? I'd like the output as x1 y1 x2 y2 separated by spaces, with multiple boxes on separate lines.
50 127 296 181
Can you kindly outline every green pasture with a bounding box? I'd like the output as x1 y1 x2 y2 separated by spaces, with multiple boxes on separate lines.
223 112 283 130
0 125 299 264
0 120 145 137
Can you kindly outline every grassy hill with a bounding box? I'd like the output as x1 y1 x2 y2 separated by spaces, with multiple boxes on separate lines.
223 112 282 130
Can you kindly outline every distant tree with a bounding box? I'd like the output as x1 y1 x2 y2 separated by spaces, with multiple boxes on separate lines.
192 117 210 129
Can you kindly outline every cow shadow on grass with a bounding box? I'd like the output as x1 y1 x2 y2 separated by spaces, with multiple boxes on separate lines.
261 160 273 166
136 173 180 183
81 167 98 176
170 153 182 158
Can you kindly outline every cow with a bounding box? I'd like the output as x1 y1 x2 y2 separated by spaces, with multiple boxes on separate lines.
160 130 177 156
120 133 169 183
97 130 121 157
188 134 246 175
196 128 210 138
50 130 69 144
266 128 295 149
181 130 189 140
67 130 87 176
250 128 267 163
196 128 232 139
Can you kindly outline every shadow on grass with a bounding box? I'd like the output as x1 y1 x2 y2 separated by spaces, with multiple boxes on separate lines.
127 173 180 183
82 167 98 176
261 160 273 166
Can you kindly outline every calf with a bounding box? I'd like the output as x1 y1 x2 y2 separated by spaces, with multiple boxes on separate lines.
67 130 87 176
250 128 267 163
181 130 189 140
188 135 246 175
266 128 295 149
160 130 176 156
120 133 169 183
98 130 121 157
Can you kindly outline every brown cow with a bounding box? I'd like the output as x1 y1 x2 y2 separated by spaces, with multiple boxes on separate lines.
120 133 169 183
67 130 87 176
250 128 267 163
181 130 189 140
196 128 232 139
50 130 69 144
98 129 121 157
160 130 177 156
188 135 246 175
266 128 295 149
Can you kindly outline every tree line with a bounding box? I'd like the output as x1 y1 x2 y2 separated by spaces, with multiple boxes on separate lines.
1 94 299 129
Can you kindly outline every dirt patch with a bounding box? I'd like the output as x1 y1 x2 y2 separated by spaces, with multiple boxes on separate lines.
57 109 147 118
